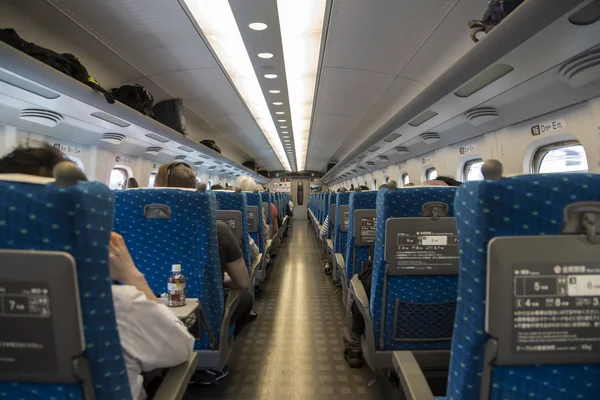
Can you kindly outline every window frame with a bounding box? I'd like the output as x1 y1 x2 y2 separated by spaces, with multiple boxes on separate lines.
532 140 588 174
401 173 409 187
425 167 437 181
109 167 129 190
463 158 484 182
372 178 377 190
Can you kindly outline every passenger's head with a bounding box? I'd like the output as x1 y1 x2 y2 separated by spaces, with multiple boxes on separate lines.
404 183 416 187
0 144 66 177
127 177 139 188
235 176 256 192
337 187 347 192
256 185 265 192
435 176 462 187
210 184 224 190
357 185 369 191
421 180 448 187
154 162 195 188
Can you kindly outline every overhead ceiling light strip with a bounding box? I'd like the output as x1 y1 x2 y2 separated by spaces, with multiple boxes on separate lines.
277 0 326 171
182 0 291 171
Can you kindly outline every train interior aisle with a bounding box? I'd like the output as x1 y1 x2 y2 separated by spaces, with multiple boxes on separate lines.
187 221 392 400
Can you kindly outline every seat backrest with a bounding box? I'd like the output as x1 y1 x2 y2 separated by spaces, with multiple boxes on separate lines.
245 192 265 252
448 174 600 400
333 192 352 255
344 191 378 282
370 187 459 351
260 192 272 224
328 193 337 239
113 188 224 347
215 191 251 270
0 175 132 400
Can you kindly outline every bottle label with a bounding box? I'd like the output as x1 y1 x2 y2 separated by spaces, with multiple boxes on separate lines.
167 282 186 306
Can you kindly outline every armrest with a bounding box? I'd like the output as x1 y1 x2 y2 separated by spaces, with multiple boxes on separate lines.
249 255 262 287
265 239 273 253
220 290 241 347
327 239 333 253
335 253 345 273
153 352 200 400
393 351 435 400
350 274 368 311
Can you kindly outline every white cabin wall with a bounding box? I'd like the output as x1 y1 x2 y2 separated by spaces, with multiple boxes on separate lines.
330 96 600 188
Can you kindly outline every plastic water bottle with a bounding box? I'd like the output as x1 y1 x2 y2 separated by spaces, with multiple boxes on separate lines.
167 264 186 307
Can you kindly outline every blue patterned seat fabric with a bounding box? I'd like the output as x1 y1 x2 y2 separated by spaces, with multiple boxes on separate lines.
344 192 378 281
444 174 600 400
113 188 224 350
245 192 265 252
327 193 337 239
370 187 459 351
0 178 132 400
333 192 352 256
260 192 272 225
215 191 251 271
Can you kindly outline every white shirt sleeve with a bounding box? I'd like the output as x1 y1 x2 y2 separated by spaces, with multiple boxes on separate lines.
112 285 195 372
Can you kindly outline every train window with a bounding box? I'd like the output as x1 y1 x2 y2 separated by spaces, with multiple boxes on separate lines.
149 172 157 187
385 176 390 183
425 167 438 181
464 159 484 181
401 173 409 186
534 141 588 174
372 179 377 190
109 167 128 190
208 180 213 189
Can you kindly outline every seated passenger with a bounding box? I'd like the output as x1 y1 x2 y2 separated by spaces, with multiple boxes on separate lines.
127 177 140 188
435 175 462 187
0 145 195 400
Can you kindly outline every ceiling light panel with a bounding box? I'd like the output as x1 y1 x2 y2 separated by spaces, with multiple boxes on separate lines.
278 0 327 171
183 0 291 171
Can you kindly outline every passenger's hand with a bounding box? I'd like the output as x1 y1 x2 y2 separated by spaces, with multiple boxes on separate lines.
109 232 142 283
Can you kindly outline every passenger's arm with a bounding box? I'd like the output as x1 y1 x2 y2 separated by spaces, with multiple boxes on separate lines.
109 232 158 302
115 286 194 371
225 258 250 290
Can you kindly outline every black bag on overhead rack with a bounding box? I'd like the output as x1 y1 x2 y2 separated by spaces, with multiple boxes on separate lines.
0 28 115 104
242 161 257 171
468 0 525 42
111 84 154 116
153 99 187 135
200 139 221 154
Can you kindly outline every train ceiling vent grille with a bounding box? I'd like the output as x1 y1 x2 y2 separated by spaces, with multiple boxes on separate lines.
394 146 409 154
174 155 186 161
559 47 600 87
378 155 389 161
366 161 375 166
145 147 162 155
464 107 499 127
100 133 126 145
20 108 63 128
419 132 441 144
194 161 204 166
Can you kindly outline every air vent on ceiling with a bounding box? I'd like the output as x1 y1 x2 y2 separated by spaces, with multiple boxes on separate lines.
220 169 226 173
91 111 131 127
394 146 409 154
177 146 193 153
357 154 367 159
419 132 441 144
384 133 401 142
20 109 63 127
198 154 210 159
214 160 223 165
378 155 389 161
145 147 162 155
194 161 204 166
409 110 438 127
208 166 216 170
369 146 380 153
464 107 500 127
174 155 186 161
145 133 170 143
101 133 126 145
559 48 600 88
366 161 375 166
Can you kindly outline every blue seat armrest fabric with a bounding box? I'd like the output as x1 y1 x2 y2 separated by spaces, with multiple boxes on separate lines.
393 351 435 400
335 253 345 276
154 352 200 400
221 289 241 346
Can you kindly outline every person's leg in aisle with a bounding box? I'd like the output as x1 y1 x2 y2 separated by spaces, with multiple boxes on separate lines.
230 289 254 337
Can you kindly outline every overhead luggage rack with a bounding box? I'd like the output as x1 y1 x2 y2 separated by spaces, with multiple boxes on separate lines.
0 41 267 184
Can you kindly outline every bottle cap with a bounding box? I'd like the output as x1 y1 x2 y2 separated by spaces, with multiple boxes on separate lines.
172 264 181 272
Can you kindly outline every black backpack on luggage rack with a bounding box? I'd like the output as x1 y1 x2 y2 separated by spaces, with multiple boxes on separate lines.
468 0 525 42
0 28 115 104
111 84 154 117
200 139 221 154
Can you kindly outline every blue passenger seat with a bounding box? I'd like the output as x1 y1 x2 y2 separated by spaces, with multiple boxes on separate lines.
0 175 132 399
351 187 459 371
333 191 352 284
214 191 251 272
